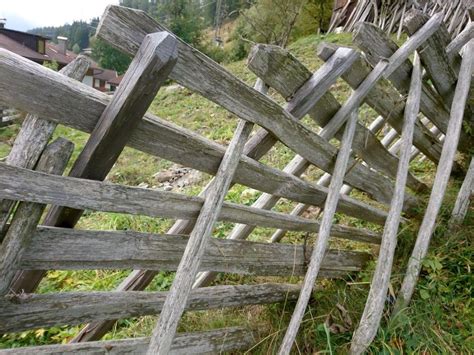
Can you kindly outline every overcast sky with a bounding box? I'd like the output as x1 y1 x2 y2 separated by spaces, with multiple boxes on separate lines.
0 0 119 31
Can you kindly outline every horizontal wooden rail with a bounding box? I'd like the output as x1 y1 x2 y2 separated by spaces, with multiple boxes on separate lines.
95 5 403 207
0 164 381 243
0 283 299 334
17 226 370 275
0 327 253 354
0 49 388 224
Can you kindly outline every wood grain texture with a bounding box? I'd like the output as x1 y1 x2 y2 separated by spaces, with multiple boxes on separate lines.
95 5 403 207
350 54 423 355
17 226 369 275
0 164 380 243
0 327 254 354
353 22 471 153
10 33 179 294
278 110 360 355
249 43 427 193
0 55 90 233
0 49 387 225
317 42 443 166
0 139 74 296
0 283 300 333
147 119 253 354
395 40 474 313
448 157 474 229
446 22 473 58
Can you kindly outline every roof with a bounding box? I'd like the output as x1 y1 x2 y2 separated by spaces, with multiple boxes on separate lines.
108 74 124 86
1 28 50 40
0 33 47 62
92 68 118 81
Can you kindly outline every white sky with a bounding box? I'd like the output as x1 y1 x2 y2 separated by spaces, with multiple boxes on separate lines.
0 0 119 31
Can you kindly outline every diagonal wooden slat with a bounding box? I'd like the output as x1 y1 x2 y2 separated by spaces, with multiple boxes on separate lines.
448 157 474 230
279 110 360 354
350 53 423 355
146 117 254 353
9 32 179 294
395 39 474 313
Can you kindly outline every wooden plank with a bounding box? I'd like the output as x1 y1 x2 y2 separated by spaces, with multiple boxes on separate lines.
10 32 179 294
0 55 90 233
18 227 369 275
0 164 381 243
353 22 471 153
0 139 74 296
0 283 300 334
448 157 474 230
0 50 388 225
249 43 429 191
279 110 360 355
0 327 254 354
146 118 253 354
351 54 423 355
446 22 474 58
95 5 403 207
317 43 444 165
394 40 474 313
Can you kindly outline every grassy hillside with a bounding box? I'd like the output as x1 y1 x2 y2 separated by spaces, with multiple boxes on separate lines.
0 33 472 353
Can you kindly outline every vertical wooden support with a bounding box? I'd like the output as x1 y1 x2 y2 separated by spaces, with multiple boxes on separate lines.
0 138 74 295
278 110 359 355
350 54 423 355
394 40 474 313
0 56 90 234
146 120 254 354
10 31 178 294
448 157 474 230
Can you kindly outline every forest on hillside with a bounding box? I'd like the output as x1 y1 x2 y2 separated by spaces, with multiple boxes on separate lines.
28 0 333 74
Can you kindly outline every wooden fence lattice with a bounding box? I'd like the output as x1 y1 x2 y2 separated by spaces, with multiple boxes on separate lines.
0 5 472 354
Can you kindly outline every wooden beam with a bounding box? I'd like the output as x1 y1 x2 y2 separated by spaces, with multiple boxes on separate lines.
317 43 444 165
0 139 73 296
395 40 474 313
278 110 360 355
0 327 254 354
17 226 369 276
351 53 423 355
0 49 388 225
10 32 179 294
249 43 428 191
446 22 473 58
0 283 300 334
0 164 381 243
0 55 90 233
146 117 253 353
95 5 403 207
353 22 471 153
448 157 474 230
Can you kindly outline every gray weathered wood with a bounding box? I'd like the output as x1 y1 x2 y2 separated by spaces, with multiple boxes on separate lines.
249 42 429 190
395 40 474 313
350 54 423 355
10 32 179 294
0 283 300 334
146 118 253 354
0 49 387 224
0 138 74 296
0 327 254 354
446 22 473 58
279 110 359 355
353 22 471 153
0 164 380 243
95 5 403 207
448 157 474 229
17 227 370 275
383 11 444 78
0 55 90 233
317 42 444 165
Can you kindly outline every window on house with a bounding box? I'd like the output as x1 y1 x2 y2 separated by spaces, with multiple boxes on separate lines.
37 39 45 54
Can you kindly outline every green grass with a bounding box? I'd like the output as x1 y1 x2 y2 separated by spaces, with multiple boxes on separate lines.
1 32 472 353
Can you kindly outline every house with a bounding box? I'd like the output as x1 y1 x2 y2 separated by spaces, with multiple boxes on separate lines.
0 19 122 92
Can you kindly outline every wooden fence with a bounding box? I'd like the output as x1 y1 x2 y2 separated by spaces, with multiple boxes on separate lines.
0 5 472 354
